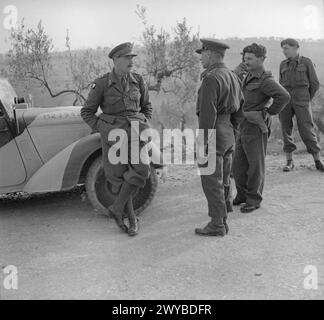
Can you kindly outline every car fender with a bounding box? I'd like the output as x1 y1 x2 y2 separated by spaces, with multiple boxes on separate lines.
23 133 101 193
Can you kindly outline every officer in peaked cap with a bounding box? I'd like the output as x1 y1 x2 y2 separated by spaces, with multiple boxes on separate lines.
108 42 138 59
81 42 152 237
194 38 244 237
195 38 230 55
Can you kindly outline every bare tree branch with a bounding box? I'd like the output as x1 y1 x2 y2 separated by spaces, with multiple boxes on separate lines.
6 20 99 106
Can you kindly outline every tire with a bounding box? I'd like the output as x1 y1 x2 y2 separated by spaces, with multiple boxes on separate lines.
85 156 158 215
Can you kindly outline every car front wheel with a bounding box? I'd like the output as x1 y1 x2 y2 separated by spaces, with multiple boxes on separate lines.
85 157 158 215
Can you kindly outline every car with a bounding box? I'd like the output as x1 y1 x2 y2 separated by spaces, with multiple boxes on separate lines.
0 78 163 215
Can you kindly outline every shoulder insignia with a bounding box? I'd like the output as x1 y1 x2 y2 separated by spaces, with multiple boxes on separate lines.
260 71 273 83
299 56 311 65
90 83 96 89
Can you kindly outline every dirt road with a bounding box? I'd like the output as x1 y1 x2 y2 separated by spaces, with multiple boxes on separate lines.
0 154 323 300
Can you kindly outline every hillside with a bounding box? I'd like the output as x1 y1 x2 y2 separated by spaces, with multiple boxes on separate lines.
0 37 324 134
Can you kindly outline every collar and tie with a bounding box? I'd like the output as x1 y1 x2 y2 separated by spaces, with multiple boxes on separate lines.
121 76 127 90
110 69 129 91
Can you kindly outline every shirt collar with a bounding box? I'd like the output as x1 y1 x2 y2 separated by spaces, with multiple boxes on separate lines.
283 54 300 66
248 66 266 80
209 62 226 69
109 69 138 86
200 62 226 80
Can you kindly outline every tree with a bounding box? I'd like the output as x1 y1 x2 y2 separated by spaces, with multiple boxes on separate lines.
6 20 110 105
64 30 111 105
136 6 200 94
165 19 201 131
7 20 85 103
136 6 201 131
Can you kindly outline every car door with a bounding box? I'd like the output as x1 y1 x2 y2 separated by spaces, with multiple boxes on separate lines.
0 103 27 187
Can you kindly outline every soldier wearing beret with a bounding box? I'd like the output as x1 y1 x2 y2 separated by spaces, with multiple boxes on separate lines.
81 42 152 236
279 38 324 172
233 43 290 213
195 38 244 237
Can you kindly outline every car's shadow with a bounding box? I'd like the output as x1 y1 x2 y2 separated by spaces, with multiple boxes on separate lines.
0 186 90 212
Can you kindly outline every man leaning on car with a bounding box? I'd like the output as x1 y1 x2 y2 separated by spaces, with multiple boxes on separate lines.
81 42 152 237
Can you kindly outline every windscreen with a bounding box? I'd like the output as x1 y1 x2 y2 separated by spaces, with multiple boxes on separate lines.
0 78 17 119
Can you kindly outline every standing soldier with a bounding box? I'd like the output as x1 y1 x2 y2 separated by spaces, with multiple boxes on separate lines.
279 39 324 172
195 38 243 237
233 44 290 213
81 42 152 236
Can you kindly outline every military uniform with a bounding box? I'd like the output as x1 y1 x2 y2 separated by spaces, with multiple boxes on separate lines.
279 55 320 155
81 42 152 236
233 67 290 208
81 70 152 189
197 63 243 222
195 39 243 235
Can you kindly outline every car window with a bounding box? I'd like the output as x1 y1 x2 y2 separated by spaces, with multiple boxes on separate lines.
0 78 17 119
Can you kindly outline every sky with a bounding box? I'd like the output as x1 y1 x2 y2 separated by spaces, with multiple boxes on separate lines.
0 0 324 53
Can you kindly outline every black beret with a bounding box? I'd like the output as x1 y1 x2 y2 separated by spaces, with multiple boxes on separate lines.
109 42 137 59
196 38 230 55
280 38 300 48
242 43 267 58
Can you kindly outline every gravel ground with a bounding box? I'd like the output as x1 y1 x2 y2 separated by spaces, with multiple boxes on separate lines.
0 153 323 300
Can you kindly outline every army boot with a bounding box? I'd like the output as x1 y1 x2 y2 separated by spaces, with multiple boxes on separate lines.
109 181 138 233
195 220 226 237
233 196 246 206
126 197 139 237
240 203 260 213
315 160 324 172
283 160 295 172
107 206 128 233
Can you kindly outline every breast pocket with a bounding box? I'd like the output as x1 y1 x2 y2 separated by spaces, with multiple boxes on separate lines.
126 86 141 111
105 91 122 105
129 87 141 103
103 88 122 113
244 82 261 104
280 66 290 86
295 64 309 86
